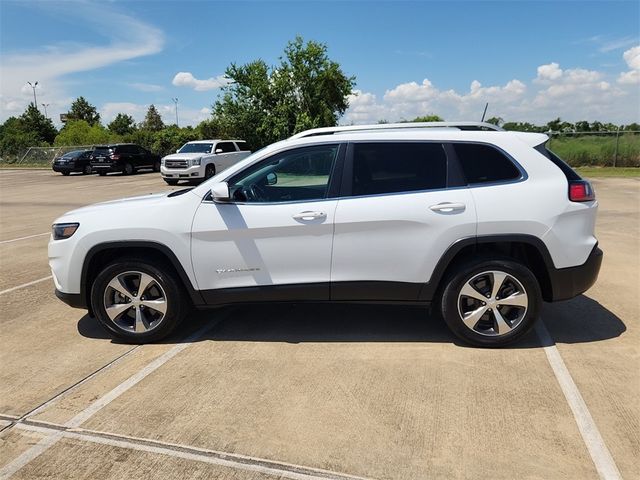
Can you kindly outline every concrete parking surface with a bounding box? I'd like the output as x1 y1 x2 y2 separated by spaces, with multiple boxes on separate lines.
0 169 638 479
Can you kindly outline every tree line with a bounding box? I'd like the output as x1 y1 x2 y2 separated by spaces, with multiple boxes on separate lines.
1 36 638 163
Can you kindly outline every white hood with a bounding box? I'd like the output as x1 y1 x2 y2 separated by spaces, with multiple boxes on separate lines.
162 152 208 160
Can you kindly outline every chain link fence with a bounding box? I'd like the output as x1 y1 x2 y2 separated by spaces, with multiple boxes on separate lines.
546 130 639 167
3 146 96 167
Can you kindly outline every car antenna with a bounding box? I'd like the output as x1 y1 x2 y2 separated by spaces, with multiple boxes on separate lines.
481 102 489 122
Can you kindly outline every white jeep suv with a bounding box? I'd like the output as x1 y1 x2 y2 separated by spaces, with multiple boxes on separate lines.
161 139 251 185
49 122 602 347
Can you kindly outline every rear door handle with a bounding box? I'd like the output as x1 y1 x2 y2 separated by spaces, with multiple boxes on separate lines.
429 202 466 213
292 211 327 221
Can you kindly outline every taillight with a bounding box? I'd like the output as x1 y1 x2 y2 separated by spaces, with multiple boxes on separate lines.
110 154 120 160
569 180 595 202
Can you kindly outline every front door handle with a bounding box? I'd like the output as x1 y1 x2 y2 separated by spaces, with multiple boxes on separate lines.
292 211 326 221
429 202 466 213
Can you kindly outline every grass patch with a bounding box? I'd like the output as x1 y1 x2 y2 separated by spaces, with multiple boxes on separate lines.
549 134 640 167
575 167 640 178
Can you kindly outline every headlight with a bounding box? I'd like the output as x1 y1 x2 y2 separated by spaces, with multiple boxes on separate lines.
191 157 202 166
161 158 166 166
52 223 79 240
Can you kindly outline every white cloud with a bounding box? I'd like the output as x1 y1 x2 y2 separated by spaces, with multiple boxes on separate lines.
536 62 563 82
343 55 639 125
172 72 229 91
0 2 164 124
618 45 640 84
127 82 165 92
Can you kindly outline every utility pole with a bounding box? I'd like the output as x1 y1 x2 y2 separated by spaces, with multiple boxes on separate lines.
27 81 39 109
172 97 179 127
613 126 621 168
41 103 50 118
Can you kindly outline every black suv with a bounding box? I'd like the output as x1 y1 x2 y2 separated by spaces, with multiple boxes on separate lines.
52 149 94 176
90 144 161 176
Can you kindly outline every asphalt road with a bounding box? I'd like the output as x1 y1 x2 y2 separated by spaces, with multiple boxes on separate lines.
0 169 637 479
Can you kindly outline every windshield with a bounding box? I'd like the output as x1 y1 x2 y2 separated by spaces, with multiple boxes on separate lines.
178 143 213 154
62 150 83 159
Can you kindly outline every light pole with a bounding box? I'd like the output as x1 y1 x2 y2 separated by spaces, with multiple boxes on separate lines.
41 103 50 118
27 81 38 109
172 97 179 127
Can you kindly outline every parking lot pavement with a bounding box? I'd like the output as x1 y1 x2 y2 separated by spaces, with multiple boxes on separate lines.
0 170 638 479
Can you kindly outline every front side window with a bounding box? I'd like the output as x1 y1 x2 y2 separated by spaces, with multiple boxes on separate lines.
217 142 236 153
453 143 521 184
351 142 447 196
228 145 339 203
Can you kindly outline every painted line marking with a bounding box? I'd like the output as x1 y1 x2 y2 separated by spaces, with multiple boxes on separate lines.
15 422 371 480
0 276 52 296
0 233 49 244
0 320 220 479
536 321 622 480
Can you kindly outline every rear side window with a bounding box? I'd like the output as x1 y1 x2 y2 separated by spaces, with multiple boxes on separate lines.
235 141 250 151
453 143 521 184
352 142 447 196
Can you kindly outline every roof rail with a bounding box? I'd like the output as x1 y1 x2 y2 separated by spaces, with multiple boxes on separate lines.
290 121 504 139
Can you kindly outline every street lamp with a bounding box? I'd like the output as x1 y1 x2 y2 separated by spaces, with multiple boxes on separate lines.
172 97 179 127
27 81 38 109
41 103 50 118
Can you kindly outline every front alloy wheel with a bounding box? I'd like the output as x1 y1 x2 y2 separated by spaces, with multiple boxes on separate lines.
92 259 188 343
103 271 167 334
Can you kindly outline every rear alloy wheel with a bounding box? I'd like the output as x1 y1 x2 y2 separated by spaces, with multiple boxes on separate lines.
83 165 92 175
204 164 215 179
122 162 134 175
440 258 540 347
91 259 188 343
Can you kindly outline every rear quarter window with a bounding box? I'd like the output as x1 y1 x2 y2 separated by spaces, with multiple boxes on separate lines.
453 143 521 184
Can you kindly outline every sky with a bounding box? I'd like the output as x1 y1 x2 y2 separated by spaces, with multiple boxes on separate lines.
1 0 639 128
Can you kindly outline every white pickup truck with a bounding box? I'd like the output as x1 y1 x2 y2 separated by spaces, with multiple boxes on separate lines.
160 139 251 185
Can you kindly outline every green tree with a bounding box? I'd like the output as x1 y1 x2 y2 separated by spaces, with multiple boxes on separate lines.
0 116 42 161
212 36 355 148
485 116 504 127
574 121 591 132
141 104 165 132
20 103 57 143
411 114 444 122
108 113 136 135
54 120 116 146
67 96 101 126
151 125 199 156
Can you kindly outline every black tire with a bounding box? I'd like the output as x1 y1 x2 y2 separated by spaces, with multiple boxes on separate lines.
164 179 179 186
153 161 161 172
98 171 107 176
122 162 134 175
90 258 189 343
204 164 215 179
438 257 541 347
82 165 92 175
62 171 71 176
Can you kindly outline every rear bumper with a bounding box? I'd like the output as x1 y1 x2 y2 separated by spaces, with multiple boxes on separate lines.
548 244 603 301
55 289 87 309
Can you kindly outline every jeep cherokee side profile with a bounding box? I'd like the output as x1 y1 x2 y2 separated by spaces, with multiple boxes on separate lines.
49 122 602 347
161 140 251 185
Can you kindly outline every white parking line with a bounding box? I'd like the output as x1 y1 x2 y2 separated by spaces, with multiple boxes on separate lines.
14 423 371 480
0 320 220 479
536 322 622 480
0 276 52 296
0 233 49 244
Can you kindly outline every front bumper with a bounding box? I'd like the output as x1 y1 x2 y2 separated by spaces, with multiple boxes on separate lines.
548 244 603 301
55 289 87 309
52 163 76 173
161 164 205 179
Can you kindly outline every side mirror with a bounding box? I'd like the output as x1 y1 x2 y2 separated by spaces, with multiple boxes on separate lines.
175 149 180 154
210 182 229 201
215 148 223 154
266 172 278 185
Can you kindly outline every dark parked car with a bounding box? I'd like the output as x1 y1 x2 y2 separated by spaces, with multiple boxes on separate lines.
90 144 161 176
52 150 94 176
